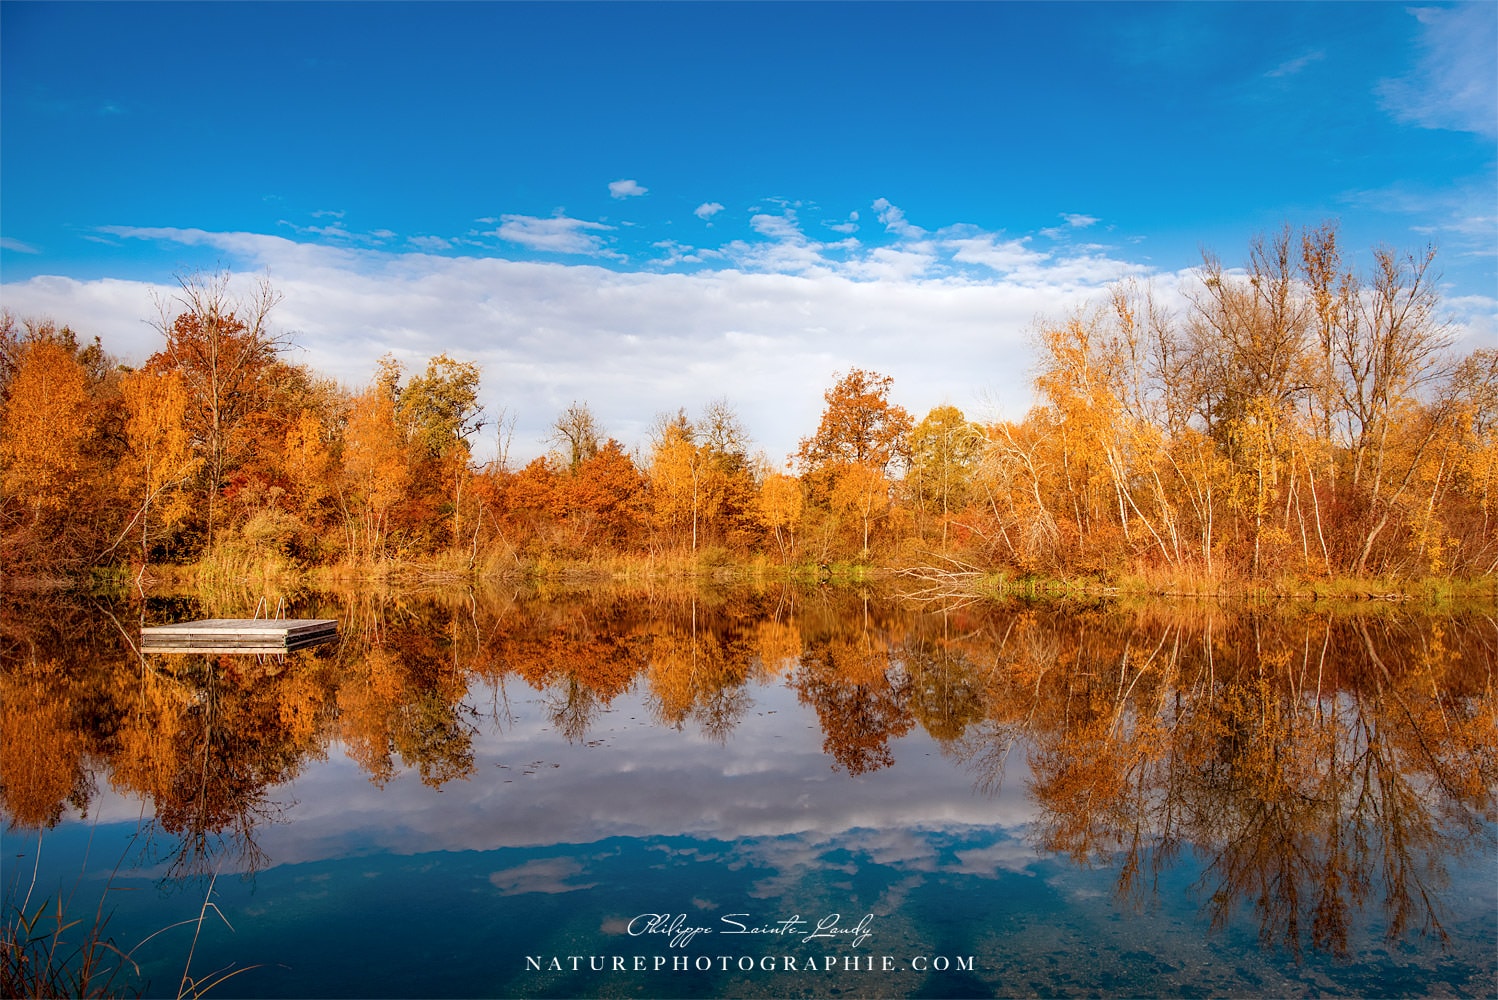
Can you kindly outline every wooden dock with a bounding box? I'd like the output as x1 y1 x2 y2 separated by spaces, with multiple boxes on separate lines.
141 618 338 653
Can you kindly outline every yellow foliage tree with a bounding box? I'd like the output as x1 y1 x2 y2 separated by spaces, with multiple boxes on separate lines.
341 385 411 562
755 470 804 562
115 367 200 560
649 414 708 549
0 338 92 520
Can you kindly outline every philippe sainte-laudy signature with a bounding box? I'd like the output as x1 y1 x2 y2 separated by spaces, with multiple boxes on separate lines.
626 912 875 949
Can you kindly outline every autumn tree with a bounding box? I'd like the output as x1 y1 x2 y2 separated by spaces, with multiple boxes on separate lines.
0 329 93 522
696 399 758 548
146 272 286 546
554 440 647 549
495 457 561 552
0 318 121 569
971 418 1063 569
755 468 804 563
1187 230 1314 442
398 353 486 551
797 368 912 478
649 411 706 549
340 382 410 562
648 400 756 551
548 401 602 472
796 369 912 557
907 404 982 546
114 367 200 561
1440 350 1498 574
279 399 342 556
996 226 1485 580
1032 310 1177 569
1337 247 1455 573
831 460 891 557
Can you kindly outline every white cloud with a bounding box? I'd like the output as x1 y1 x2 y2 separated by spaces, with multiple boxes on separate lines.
749 213 802 242
1265 50 1325 79
694 202 725 221
946 234 1050 274
720 210 840 275
1378 4 1498 138
649 240 724 268
839 247 936 282
1436 292 1498 354
0 273 167 361
873 197 924 239
278 219 402 246
1341 178 1498 261
1042 214 1103 240
1 237 41 254
824 210 860 235
608 178 648 199
493 214 615 256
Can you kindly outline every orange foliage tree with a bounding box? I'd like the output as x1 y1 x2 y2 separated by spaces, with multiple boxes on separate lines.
145 272 286 547
0 318 123 569
796 369 912 559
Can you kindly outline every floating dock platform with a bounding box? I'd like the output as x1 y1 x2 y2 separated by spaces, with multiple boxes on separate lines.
141 618 338 653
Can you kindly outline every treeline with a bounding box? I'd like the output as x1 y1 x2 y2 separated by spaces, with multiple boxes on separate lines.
2 225 1495 583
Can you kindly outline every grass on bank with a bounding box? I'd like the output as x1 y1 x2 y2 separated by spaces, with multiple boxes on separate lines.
32 540 1498 610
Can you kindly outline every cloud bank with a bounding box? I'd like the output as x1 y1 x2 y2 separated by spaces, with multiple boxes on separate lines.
1378 3 1498 139
4 200 1492 466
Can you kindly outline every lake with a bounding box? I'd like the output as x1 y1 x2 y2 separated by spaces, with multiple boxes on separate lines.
2 585 1494 998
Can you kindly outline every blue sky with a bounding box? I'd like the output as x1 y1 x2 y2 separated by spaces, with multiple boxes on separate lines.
3 2 1494 463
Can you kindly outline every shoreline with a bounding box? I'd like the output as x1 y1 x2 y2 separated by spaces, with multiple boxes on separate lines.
5 556 1495 608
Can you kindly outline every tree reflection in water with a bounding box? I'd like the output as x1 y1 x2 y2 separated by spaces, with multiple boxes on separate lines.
1 587 1492 959
921 605 1496 961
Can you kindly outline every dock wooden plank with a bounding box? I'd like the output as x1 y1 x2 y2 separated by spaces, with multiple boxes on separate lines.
141 618 337 651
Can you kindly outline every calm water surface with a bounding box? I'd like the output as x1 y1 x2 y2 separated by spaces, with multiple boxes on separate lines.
2 586 1494 998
